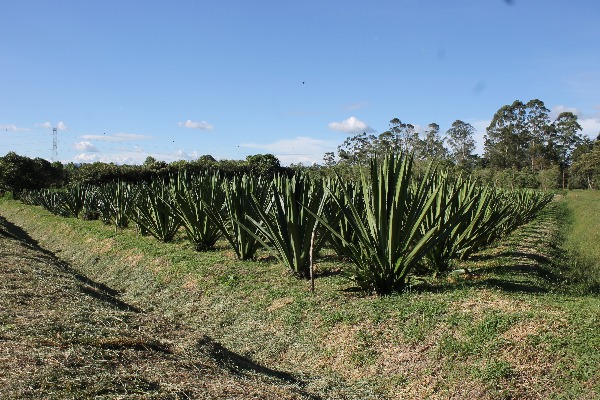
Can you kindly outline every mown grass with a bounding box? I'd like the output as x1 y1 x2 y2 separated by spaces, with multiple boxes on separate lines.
0 195 598 399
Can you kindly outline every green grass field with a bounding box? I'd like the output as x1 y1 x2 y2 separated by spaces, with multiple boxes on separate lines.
1 193 598 399
559 190 600 292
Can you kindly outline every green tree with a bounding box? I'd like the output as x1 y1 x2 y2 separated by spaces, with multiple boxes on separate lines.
484 101 527 169
69 162 123 185
337 132 378 164
198 154 217 163
322 151 336 166
418 123 448 161
484 99 552 170
550 111 583 189
523 99 551 170
246 154 281 176
446 120 476 168
571 135 600 189
0 152 63 193
384 118 420 153
143 156 158 166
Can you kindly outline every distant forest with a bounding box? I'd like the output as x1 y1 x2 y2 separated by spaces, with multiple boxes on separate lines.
1 99 599 192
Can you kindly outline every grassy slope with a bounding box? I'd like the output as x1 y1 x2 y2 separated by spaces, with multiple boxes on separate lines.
0 195 598 399
0 215 316 399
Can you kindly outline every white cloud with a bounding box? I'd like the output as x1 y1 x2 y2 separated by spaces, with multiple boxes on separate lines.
579 117 600 139
240 136 337 165
328 116 375 134
73 141 98 152
80 133 150 142
35 121 67 130
178 119 214 130
0 124 30 132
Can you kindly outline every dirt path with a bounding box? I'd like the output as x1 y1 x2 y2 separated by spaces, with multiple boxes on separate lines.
0 215 316 399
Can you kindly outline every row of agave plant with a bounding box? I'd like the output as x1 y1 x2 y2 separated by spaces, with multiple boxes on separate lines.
18 153 553 294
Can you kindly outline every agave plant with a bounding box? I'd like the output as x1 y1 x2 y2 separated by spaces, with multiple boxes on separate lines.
507 189 553 227
203 174 269 260
60 184 89 219
242 173 328 279
321 177 364 258
316 153 463 294
98 181 137 230
34 189 71 217
18 189 40 206
489 189 550 240
171 171 224 251
421 176 512 276
95 186 114 225
418 172 470 276
80 185 101 221
129 181 181 242
453 186 514 260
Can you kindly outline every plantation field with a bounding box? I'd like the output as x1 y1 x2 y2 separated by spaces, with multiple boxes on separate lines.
0 194 599 399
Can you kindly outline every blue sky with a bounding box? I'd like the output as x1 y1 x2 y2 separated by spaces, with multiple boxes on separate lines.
1 0 599 165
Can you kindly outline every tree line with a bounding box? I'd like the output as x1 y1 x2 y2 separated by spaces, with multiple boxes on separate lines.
0 153 286 193
1 98 599 193
324 99 599 190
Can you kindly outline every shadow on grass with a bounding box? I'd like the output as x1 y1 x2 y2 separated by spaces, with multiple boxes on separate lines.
477 278 549 293
469 251 552 265
410 260 562 295
196 335 321 399
0 215 137 310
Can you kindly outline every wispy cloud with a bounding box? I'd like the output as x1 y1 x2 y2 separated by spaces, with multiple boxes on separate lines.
73 149 201 165
328 116 375 134
0 124 30 132
344 101 369 111
178 119 214 130
73 141 99 152
80 133 150 142
240 136 337 165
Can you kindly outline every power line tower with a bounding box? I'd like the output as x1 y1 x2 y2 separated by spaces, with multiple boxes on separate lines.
52 127 58 162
